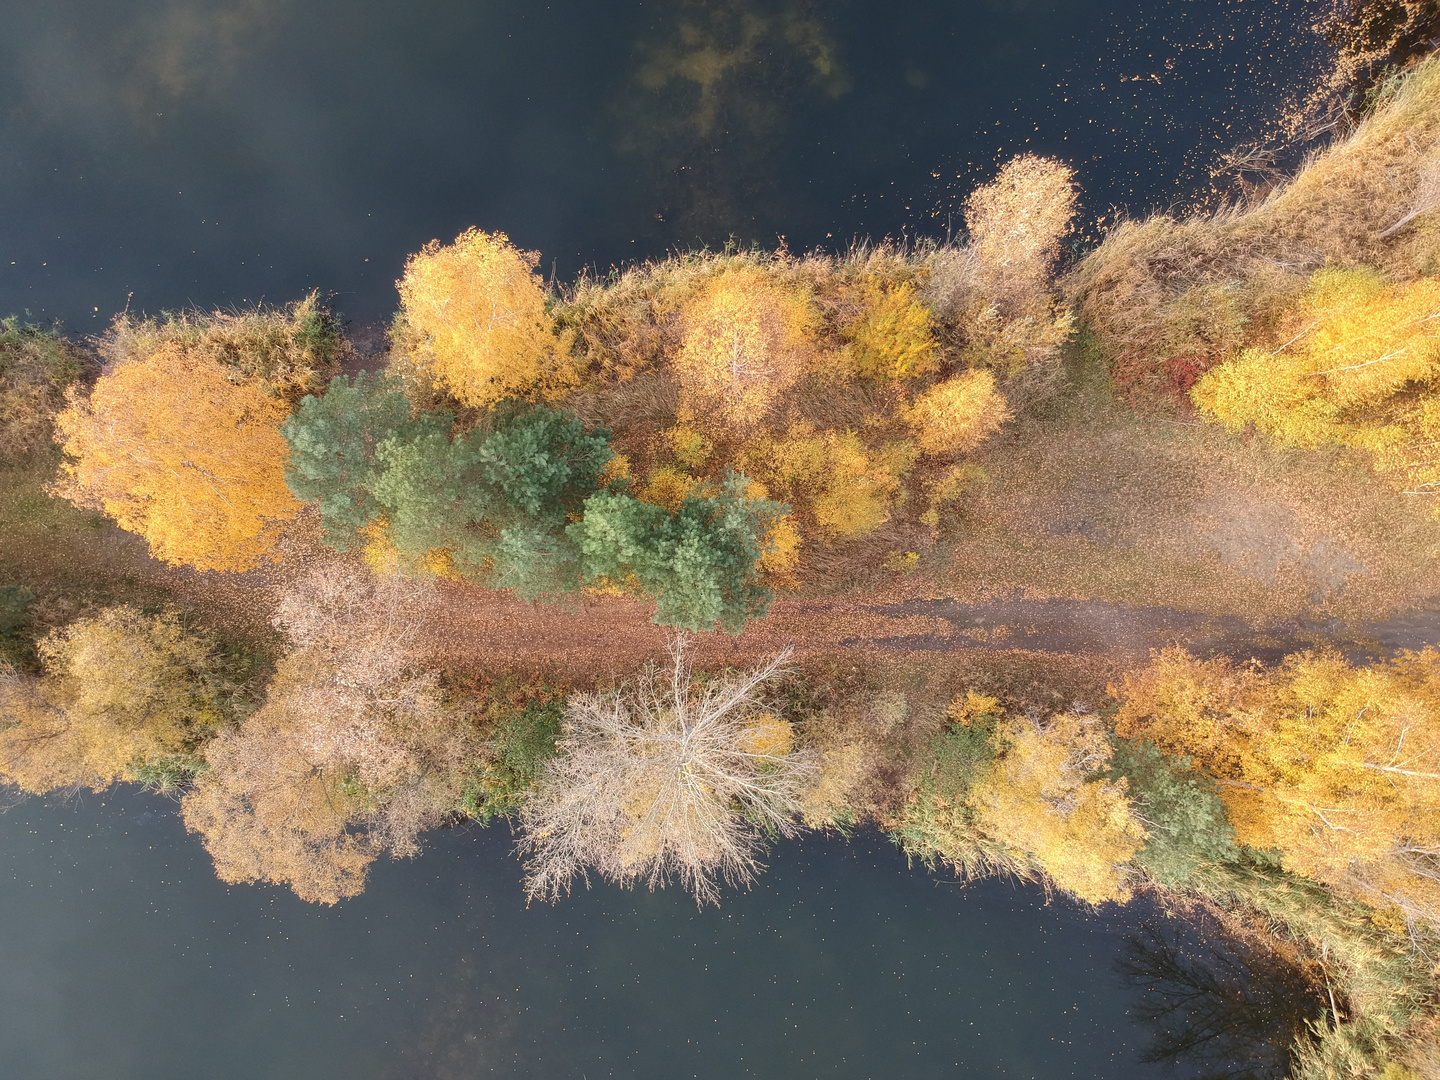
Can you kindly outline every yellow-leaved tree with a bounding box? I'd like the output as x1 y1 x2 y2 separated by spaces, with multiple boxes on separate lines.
1192 268 1440 511
394 227 574 408
742 423 912 540
1115 646 1440 924
906 369 1011 456
53 344 299 571
674 266 817 430
0 607 234 793
970 710 1147 904
845 279 939 380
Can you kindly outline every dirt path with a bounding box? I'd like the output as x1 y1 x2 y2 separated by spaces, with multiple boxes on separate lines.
416 581 1440 679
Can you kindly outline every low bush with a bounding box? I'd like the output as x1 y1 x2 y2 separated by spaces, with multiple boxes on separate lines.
0 318 95 461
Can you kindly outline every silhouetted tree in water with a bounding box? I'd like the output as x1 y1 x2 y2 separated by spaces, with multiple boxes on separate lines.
1117 913 1326 1080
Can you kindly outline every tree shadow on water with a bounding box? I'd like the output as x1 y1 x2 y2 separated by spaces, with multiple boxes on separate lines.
1118 910 1328 1080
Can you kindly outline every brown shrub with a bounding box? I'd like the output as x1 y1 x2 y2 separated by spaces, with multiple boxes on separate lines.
0 319 95 462
182 564 479 904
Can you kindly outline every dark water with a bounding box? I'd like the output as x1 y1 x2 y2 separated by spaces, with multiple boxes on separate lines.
1 0 1328 328
0 788 1312 1080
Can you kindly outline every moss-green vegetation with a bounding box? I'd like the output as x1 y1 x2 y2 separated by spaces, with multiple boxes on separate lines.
457 684 566 822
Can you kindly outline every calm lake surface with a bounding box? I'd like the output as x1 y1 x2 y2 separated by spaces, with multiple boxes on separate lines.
1 788 1297 1080
1 2 1335 1075
2 0 1328 327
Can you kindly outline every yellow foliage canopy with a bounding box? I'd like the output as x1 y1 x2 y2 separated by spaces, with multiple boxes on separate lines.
970 711 1146 904
846 279 939 380
395 227 573 408
906 369 1011 456
744 424 911 540
0 607 229 794
674 266 816 430
1115 646 1440 922
1192 268 1440 510
53 344 299 572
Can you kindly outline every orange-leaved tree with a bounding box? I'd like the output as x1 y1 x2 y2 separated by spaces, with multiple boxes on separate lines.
1114 646 1440 924
673 266 817 431
53 343 299 571
394 227 573 408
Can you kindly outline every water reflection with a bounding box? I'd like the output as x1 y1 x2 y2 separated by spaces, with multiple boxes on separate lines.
612 0 853 242
1 0 1330 326
1118 910 1327 1080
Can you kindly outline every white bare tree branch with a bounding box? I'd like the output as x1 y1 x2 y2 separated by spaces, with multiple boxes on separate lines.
519 636 817 907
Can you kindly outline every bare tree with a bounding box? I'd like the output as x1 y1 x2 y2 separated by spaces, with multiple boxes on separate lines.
519 637 817 907
182 563 476 904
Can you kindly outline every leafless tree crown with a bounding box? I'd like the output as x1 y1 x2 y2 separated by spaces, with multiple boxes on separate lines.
520 637 817 907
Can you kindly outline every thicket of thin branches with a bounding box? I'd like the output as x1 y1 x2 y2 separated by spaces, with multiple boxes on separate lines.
519 637 817 907
182 563 478 904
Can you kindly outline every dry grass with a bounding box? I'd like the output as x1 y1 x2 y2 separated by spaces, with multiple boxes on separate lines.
101 291 348 404
924 349 1440 623
0 319 96 463
1069 54 1440 399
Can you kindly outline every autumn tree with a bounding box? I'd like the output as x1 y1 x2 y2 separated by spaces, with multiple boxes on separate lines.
970 709 1147 904
844 279 939 381
570 473 782 633
896 692 1147 904
1192 268 1440 511
53 344 301 572
673 266 817 431
1114 646 1440 925
519 638 816 906
394 228 574 408
182 565 479 904
965 154 1078 313
0 607 239 794
905 369 1011 456
740 424 911 541
894 690 1034 881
